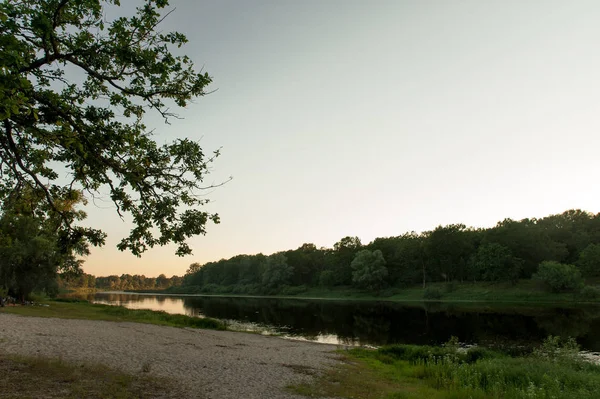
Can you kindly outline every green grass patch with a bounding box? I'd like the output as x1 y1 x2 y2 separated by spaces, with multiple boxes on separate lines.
161 279 596 304
1 300 226 330
0 353 184 399
291 341 600 399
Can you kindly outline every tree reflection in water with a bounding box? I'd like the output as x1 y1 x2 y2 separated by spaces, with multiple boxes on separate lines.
81 293 600 351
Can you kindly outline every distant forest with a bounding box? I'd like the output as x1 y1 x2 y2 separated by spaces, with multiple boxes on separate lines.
62 274 183 291
67 209 600 297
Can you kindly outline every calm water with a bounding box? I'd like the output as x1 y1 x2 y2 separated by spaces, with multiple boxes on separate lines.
78 292 600 351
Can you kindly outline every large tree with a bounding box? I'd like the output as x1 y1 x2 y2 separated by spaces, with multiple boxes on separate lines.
0 188 88 298
0 0 224 257
351 249 388 291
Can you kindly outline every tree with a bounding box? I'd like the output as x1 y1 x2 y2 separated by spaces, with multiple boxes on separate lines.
472 243 522 284
350 249 388 291
576 244 600 278
533 261 583 293
286 243 323 286
485 218 567 277
0 0 226 257
0 187 88 298
425 224 476 282
261 253 293 289
328 236 362 285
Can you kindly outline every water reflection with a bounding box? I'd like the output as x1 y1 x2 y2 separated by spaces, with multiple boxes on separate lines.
78 292 600 350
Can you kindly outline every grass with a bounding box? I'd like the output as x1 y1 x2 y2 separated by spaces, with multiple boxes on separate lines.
0 353 183 399
156 279 595 305
290 338 600 399
0 299 226 330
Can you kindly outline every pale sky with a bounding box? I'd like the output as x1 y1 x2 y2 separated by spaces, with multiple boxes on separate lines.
83 0 600 276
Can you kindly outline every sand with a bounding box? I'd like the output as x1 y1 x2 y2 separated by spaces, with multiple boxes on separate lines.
0 313 342 399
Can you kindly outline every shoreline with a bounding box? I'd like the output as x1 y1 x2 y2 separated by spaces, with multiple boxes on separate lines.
0 313 340 399
114 289 600 307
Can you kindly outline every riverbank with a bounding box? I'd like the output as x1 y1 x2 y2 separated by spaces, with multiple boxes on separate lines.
0 313 340 399
4 306 600 398
292 339 600 398
1 299 225 330
133 280 599 305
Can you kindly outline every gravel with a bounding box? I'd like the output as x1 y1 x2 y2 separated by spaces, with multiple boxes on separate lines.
0 313 342 399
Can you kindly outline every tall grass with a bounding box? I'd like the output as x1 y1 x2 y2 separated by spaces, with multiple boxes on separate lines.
413 352 600 398
343 337 600 399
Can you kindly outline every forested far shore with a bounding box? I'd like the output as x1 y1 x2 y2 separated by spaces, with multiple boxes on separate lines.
58 209 600 301
60 274 183 292
176 209 600 299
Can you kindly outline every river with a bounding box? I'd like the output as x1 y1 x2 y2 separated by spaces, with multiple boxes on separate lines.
74 292 600 351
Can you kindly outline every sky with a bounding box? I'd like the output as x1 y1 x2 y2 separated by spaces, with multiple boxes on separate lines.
82 0 600 277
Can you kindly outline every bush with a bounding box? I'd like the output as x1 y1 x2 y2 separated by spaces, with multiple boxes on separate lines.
280 285 307 296
199 283 220 293
318 270 336 287
532 336 580 362
580 285 600 301
380 344 453 364
577 243 600 278
378 343 500 365
533 261 583 293
464 347 501 363
379 287 402 297
371 339 600 398
53 298 89 303
423 286 443 300
444 282 455 293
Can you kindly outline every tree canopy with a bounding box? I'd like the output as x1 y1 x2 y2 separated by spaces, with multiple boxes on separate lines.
0 0 223 258
177 209 600 297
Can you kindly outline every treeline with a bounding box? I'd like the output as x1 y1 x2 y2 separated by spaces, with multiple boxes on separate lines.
60 273 183 291
178 209 600 296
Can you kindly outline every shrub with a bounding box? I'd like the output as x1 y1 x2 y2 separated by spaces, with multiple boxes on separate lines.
533 261 583 293
199 283 220 293
444 282 455 293
379 287 402 297
580 285 600 301
379 344 454 364
318 270 336 287
577 243 600 278
464 347 501 363
280 285 307 296
423 286 443 300
532 336 580 362
53 298 89 303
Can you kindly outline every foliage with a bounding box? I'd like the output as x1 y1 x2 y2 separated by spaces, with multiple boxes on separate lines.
327 236 363 286
60 272 183 291
318 270 336 287
423 286 443 300
532 335 580 362
471 243 522 283
0 0 224 257
293 340 600 399
577 243 600 278
175 209 600 299
0 189 89 298
261 253 294 288
580 285 600 301
350 249 388 291
424 224 477 282
533 261 583 293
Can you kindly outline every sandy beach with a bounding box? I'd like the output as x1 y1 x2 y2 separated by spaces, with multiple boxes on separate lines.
0 313 341 399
